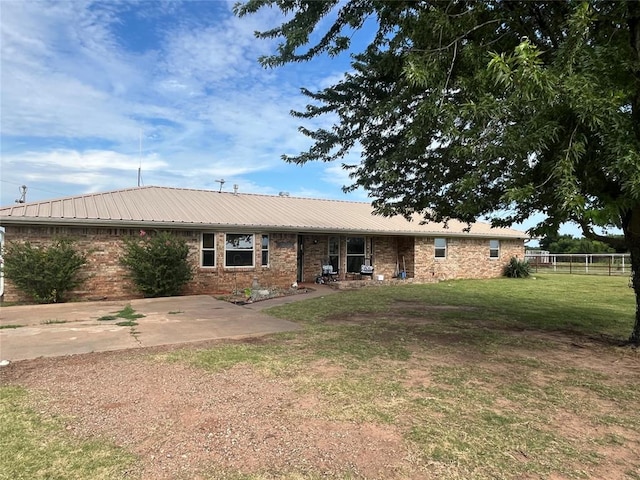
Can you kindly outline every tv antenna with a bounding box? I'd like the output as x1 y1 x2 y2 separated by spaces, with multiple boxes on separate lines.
137 129 143 187
15 185 27 203
215 178 225 193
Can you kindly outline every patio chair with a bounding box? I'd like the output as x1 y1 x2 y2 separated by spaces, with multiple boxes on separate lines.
360 258 374 276
319 262 339 283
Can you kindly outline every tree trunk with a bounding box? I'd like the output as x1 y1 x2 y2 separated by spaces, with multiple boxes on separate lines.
624 206 640 345
628 1 640 345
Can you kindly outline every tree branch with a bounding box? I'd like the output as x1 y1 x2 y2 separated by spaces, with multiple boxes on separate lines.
409 19 502 54
440 40 458 108
579 220 626 250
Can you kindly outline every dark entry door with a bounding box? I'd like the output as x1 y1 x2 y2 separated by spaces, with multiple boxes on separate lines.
297 235 304 282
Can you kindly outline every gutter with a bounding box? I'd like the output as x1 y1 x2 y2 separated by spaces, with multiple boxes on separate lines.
0 217 528 240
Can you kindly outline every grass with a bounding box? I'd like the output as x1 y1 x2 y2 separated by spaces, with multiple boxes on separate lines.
4 274 639 479
97 304 145 323
0 386 137 480
268 274 635 340
94 304 144 337
0 324 24 329
162 274 639 479
115 320 139 327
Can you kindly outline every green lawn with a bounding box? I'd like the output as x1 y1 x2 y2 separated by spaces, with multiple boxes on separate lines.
2 274 638 479
266 273 635 340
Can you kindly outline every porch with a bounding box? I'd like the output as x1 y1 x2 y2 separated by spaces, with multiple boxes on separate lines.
300 234 417 285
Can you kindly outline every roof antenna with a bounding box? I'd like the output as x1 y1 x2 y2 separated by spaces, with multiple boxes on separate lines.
137 129 143 187
15 185 27 203
215 178 225 193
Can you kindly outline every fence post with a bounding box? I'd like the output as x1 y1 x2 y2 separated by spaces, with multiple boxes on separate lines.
523 253 629 275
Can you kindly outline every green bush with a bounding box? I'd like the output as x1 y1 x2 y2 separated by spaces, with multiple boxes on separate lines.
2 239 87 303
503 257 532 278
120 230 194 297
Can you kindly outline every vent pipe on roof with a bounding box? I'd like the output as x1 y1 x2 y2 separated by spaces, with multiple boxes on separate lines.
215 179 225 193
279 191 289 197
233 184 239 195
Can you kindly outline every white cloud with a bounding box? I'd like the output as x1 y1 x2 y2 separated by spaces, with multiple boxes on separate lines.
2 149 167 183
1 0 152 140
0 0 366 207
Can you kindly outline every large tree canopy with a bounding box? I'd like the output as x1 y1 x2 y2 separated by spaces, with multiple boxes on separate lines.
235 0 640 344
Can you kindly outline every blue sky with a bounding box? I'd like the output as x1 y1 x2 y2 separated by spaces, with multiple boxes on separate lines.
0 0 594 240
1 1 361 202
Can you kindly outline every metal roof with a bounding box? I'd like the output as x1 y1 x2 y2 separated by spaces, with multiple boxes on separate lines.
0 186 527 238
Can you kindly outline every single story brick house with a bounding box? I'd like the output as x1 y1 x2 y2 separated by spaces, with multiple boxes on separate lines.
0 186 527 301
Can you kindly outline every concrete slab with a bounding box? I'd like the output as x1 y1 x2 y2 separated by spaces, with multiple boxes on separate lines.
0 285 337 362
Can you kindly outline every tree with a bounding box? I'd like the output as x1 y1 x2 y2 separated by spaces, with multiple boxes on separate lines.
120 231 194 298
540 234 616 253
3 239 87 303
235 0 640 345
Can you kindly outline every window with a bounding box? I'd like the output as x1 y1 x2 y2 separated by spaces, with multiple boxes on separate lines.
434 238 447 258
489 239 500 259
201 233 216 267
225 233 254 267
261 234 269 266
346 237 365 273
328 236 340 272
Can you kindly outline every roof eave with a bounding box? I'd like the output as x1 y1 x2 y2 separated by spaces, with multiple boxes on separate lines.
0 217 528 239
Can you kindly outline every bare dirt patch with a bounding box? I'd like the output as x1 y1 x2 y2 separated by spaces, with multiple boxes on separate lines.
1 323 639 479
1 348 413 479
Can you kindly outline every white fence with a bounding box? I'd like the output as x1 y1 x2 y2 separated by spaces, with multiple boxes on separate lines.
524 253 631 276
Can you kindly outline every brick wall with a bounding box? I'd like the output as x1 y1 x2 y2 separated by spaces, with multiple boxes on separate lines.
300 235 327 283
1 226 300 302
299 234 523 283
196 229 297 294
1 226 525 302
414 237 525 281
2 226 141 302
184 231 299 295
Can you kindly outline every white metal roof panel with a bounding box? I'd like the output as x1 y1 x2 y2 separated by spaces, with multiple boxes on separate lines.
0 186 528 238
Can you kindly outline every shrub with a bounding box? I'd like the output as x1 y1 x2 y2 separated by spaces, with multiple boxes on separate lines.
120 230 194 297
503 257 532 278
2 239 87 303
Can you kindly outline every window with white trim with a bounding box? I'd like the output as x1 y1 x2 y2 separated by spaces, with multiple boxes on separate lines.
346 237 365 273
489 239 500 259
328 236 340 272
225 233 254 267
434 238 447 258
261 234 269 266
201 233 216 267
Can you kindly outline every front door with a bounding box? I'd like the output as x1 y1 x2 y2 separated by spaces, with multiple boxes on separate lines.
297 235 304 282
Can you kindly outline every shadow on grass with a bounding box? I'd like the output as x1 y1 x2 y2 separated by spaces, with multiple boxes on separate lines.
267 275 636 350
324 307 631 351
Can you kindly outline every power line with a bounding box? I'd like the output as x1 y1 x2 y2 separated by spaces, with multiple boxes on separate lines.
0 179 66 198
